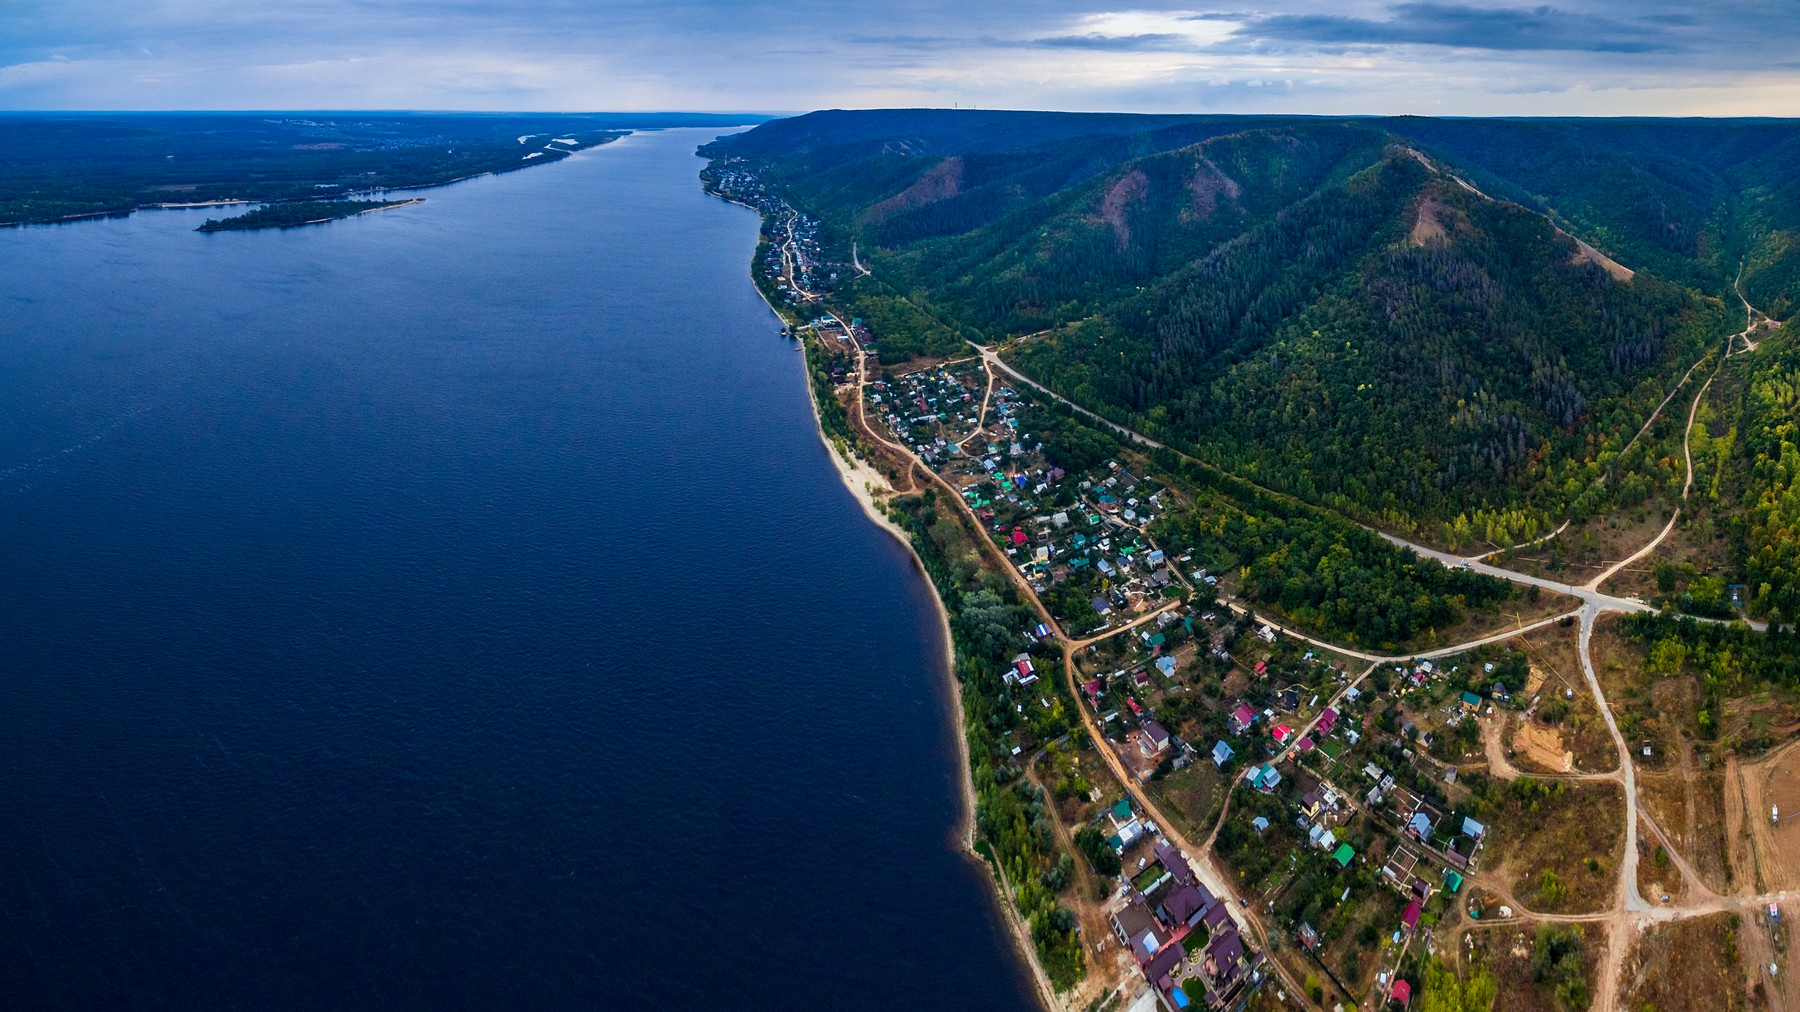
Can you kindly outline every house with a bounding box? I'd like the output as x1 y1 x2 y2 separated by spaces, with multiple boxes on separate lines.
1250 816 1270 834
1083 678 1104 701
1211 741 1235 768
1090 596 1113 616
1203 928 1248 984
1271 724 1292 745
1316 708 1340 734
1407 811 1434 842
1153 842 1191 883
1155 655 1177 679
1298 922 1320 950
1140 720 1172 757
1159 881 1212 928
1245 764 1281 792
1109 799 1137 832
1009 654 1038 686
1298 790 1324 819
1401 900 1422 932
1111 896 1168 965
1230 705 1256 735
1332 843 1355 868
1141 941 1184 990
1462 817 1486 840
1391 979 1412 1006
1253 659 1268 676
1460 691 1482 713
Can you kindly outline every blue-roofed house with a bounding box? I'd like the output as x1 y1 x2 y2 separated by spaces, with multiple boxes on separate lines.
1408 812 1434 842
1462 817 1486 839
1212 741 1235 767
1250 816 1270 834
1244 764 1281 792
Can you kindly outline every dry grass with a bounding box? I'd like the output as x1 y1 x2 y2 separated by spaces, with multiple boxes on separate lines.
1513 625 1620 773
1501 509 1672 585
1639 768 1734 895
1148 762 1226 841
1488 781 1625 915
1621 913 1747 1012
1466 922 1599 1012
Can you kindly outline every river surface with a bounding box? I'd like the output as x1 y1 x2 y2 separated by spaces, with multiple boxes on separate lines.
0 127 1038 1010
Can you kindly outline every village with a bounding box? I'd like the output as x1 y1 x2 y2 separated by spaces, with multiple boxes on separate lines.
704 167 1800 1012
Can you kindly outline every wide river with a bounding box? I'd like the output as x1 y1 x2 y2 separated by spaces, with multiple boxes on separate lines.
0 127 1039 1010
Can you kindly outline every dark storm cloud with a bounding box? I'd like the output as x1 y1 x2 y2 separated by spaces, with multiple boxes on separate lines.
1239 3 1682 53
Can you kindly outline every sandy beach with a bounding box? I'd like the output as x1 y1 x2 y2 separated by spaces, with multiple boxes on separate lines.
734 231 1061 1011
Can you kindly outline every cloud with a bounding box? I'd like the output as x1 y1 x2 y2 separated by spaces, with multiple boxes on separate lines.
1029 32 1195 51
1238 3 1683 54
0 0 1796 115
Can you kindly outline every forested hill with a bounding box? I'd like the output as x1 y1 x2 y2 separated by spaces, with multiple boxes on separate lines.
702 112 1800 531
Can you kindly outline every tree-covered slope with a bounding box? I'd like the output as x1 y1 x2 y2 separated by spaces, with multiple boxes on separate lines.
1008 145 1717 527
705 112 1800 530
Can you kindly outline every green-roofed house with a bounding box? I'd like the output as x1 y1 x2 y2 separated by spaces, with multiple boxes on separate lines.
1110 799 1135 828
1444 869 1464 893
1332 843 1355 869
1460 691 1483 712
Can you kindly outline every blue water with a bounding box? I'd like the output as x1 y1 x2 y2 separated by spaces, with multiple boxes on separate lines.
0 128 1038 1011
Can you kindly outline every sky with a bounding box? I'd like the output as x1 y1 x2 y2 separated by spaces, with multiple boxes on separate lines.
3 0 1798 115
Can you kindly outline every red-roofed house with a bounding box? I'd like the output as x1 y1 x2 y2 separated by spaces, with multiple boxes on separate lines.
1391 979 1412 1006
1272 724 1291 744
1230 705 1255 734
1400 900 1421 932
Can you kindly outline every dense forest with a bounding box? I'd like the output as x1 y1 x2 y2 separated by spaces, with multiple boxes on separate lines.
705 112 1800 534
0 113 757 225
1731 332 1800 626
1147 450 1516 650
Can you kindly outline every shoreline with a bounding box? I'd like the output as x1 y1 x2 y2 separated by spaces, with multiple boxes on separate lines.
727 195 1059 1011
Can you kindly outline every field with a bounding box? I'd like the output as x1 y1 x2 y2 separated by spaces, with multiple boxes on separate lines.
1620 914 1747 1012
1736 740 1800 894
1465 921 1599 1012
1637 768 1733 895
1486 781 1625 915
1146 763 1227 843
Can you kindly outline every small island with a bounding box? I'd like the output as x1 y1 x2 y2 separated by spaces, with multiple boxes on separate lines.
195 198 422 232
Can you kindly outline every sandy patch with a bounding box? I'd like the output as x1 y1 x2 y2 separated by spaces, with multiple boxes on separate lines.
1515 720 1574 773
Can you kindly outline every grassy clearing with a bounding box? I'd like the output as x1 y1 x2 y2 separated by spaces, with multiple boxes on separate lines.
1488 780 1625 915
